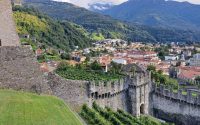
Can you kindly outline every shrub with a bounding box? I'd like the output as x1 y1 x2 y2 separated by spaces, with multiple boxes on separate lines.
60 53 71 60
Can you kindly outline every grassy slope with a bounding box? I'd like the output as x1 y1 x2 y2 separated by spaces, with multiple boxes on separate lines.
0 90 82 125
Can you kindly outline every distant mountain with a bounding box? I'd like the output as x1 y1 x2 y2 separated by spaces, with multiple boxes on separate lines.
89 3 114 12
102 0 200 30
23 0 158 42
22 0 200 43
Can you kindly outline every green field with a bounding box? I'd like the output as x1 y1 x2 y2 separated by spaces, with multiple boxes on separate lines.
0 90 83 125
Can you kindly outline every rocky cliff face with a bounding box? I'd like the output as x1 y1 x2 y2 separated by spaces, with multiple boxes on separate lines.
0 0 20 46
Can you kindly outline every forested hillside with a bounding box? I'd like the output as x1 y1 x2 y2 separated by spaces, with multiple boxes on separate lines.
13 6 92 52
22 0 200 43
23 0 156 42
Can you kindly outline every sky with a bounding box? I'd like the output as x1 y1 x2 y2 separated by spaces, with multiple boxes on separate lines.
53 0 200 8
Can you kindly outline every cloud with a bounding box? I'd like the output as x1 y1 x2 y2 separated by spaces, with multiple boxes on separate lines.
53 0 200 8
175 0 200 4
53 0 128 8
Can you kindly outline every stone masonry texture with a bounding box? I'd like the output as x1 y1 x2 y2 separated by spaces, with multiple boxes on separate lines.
0 46 51 94
47 73 89 110
0 0 20 46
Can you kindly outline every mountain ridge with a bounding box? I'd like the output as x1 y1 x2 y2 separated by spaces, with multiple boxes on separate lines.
22 0 200 43
102 0 200 31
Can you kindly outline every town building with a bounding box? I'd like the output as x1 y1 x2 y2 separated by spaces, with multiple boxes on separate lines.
165 54 179 61
112 58 127 65
189 53 200 66
170 66 200 81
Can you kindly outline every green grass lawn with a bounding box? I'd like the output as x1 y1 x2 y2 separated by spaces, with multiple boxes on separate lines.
0 90 83 125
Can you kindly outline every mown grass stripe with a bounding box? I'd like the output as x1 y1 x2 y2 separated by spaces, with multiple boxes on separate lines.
0 90 83 125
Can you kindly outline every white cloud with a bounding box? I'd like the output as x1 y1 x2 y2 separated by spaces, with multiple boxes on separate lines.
175 0 200 4
53 0 128 8
53 0 200 8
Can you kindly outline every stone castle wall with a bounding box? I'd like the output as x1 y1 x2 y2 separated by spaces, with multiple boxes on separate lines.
0 0 20 46
128 72 151 116
47 73 89 110
43 71 200 124
151 85 200 125
46 74 130 112
46 71 151 115
88 79 129 111
0 46 51 94
154 85 200 105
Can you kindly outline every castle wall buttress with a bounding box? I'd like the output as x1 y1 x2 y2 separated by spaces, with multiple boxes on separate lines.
0 46 51 94
0 0 20 46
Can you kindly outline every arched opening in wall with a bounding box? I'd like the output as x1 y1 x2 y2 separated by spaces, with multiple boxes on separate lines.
95 92 98 99
140 104 145 114
108 92 110 98
102 94 104 99
0 39 2 46
91 93 94 98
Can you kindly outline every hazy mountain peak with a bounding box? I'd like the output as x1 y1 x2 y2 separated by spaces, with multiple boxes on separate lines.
52 0 128 8
89 3 114 12
101 0 200 30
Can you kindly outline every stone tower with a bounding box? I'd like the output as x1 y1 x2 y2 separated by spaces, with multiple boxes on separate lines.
123 64 151 117
0 0 20 46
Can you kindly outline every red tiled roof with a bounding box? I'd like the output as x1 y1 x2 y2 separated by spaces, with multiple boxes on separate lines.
99 55 111 65
178 66 200 79
36 49 43 55
127 51 157 55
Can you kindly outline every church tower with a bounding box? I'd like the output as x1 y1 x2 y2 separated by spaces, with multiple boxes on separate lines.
0 0 20 46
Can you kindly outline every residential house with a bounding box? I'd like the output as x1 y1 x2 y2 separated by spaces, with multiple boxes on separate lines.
189 53 200 66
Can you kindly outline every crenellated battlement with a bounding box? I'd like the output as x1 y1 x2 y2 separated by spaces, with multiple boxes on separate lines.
154 85 200 106
88 78 128 99
87 64 151 116
129 72 151 87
